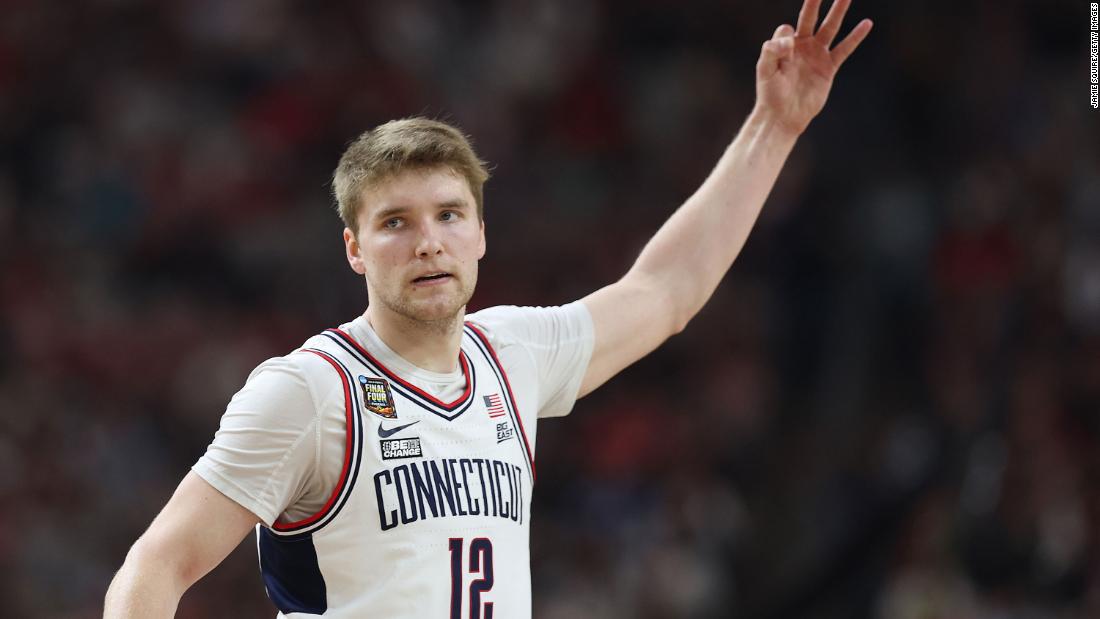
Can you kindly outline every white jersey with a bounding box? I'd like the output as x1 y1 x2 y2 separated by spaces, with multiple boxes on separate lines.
193 303 594 618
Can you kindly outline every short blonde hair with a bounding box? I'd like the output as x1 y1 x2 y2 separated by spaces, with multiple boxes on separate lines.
332 117 490 232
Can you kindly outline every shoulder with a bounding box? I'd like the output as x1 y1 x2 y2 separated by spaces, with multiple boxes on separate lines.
464 305 529 349
235 341 353 416
466 302 593 348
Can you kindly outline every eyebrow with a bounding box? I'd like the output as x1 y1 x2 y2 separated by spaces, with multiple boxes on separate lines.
371 199 471 222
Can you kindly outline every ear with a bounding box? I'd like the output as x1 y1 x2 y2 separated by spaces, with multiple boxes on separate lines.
344 227 367 275
477 220 486 260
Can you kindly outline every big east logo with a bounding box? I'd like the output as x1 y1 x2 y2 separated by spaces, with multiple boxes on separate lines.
359 376 397 418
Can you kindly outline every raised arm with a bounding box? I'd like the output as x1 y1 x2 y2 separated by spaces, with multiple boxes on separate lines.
103 472 261 617
579 0 872 396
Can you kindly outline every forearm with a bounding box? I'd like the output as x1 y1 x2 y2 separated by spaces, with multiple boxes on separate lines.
578 1 868 395
630 106 800 327
104 547 186 618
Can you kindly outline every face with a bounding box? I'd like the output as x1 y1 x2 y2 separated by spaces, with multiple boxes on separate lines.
344 166 486 325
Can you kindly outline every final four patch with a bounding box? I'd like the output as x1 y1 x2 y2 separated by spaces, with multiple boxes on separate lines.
359 375 397 418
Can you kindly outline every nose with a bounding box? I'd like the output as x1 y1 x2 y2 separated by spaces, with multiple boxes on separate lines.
414 220 444 258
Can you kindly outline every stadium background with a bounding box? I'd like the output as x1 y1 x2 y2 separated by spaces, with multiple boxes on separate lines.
2 0 1098 617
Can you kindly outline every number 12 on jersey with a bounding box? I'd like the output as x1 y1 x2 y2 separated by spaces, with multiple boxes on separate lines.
449 537 494 619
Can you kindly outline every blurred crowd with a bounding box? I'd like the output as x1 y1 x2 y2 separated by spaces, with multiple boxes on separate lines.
2 0 1097 617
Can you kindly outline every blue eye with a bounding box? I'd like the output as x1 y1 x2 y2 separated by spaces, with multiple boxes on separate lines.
440 211 457 221
384 218 403 229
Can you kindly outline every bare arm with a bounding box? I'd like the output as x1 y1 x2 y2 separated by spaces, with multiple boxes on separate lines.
579 0 872 396
104 472 261 618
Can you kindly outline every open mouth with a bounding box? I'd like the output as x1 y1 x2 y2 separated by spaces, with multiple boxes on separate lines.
413 272 452 283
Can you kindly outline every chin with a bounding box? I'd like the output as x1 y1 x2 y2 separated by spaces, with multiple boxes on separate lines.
373 278 475 326
400 295 468 324
410 305 462 323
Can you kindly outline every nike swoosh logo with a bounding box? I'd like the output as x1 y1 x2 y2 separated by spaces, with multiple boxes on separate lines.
377 420 420 438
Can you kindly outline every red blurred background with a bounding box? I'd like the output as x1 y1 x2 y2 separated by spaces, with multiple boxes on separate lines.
1 0 1097 617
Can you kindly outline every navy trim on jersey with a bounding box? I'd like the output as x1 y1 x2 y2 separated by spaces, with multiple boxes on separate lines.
321 330 478 421
257 526 327 615
464 323 536 484
268 348 364 539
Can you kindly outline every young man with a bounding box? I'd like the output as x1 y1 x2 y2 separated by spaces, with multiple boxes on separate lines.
104 0 871 616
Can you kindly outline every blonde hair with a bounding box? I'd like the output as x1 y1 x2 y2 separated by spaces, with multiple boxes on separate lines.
332 117 490 232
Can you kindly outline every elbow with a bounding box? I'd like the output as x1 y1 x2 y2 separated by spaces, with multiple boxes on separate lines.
628 270 692 336
104 543 172 616
116 535 194 598
669 304 692 336
672 316 690 336
661 289 694 337
667 278 709 336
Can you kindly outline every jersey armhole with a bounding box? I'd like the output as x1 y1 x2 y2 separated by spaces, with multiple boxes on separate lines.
268 348 363 536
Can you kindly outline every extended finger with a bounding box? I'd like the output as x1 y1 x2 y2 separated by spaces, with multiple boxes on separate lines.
817 0 851 46
830 18 873 67
795 0 822 37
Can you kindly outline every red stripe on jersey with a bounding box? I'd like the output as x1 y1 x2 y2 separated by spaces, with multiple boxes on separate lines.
328 328 473 410
465 323 536 482
272 350 354 531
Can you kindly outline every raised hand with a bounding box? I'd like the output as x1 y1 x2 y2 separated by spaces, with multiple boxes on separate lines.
754 0 872 136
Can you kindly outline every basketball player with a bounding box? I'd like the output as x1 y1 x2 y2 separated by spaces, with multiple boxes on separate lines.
105 0 871 616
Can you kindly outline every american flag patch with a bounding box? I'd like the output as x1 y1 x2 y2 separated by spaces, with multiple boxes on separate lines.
484 394 506 418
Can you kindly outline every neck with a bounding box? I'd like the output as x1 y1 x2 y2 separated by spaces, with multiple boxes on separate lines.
365 304 465 374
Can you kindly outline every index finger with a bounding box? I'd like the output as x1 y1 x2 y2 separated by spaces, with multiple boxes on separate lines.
796 0 823 37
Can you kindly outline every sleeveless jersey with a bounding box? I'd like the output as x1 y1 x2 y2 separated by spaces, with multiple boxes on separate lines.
257 322 540 618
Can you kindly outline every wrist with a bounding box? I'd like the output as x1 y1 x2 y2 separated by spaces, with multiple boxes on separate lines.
746 105 805 143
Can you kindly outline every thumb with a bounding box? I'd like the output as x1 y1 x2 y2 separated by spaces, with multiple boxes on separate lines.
757 36 794 80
